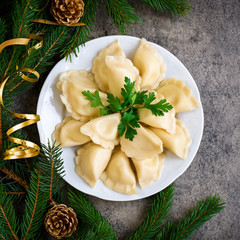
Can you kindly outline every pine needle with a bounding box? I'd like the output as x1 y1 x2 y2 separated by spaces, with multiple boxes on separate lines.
105 0 142 34
127 183 174 240
0 185 19 240
38 141 65 201
139 0 191 16
20 169 48 240
68 188 117 239
62 0 99 60
156 195 226 240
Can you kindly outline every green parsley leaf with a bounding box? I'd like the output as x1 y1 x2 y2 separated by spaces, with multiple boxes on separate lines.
145 98 173 116
107 93 122 112
82 77 173 141
134 90 148 104
118 109 140 140
125 126 137 141
143 92 157 105
99 107 111 116
82 90 104 108
121 77 136 106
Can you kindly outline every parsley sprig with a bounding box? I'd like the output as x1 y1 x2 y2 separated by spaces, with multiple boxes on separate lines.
82 77 173 141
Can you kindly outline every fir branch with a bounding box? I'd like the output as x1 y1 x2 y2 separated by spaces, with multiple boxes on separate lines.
0 185 19 240
12 0 42 38
156 195 226 240
68 223 96 240
20 169 48 240
0 173 27 202
0 19 8 77
154 221 173 240
4 191 25 195
139 0 191 16
3 0 42 80
61 0 99 59
68 188 117 239
24 158 31 170
38 141 65 201
31 26 68 72
105 0 142 34
0 167 29 189
127 183 174 240
0 105 2 155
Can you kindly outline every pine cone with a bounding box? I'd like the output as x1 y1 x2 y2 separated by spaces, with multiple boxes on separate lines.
50 0 84 26
44 204 78 239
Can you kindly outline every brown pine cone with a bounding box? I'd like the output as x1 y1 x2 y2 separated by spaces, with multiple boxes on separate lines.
44 204 78 239
50 0 84 26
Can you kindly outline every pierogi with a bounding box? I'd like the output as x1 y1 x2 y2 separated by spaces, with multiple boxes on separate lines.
52 38 199 195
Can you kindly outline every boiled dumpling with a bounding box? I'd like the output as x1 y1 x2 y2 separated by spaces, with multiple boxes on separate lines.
138 92 176 134
57 70 98 91
92 41 126 92
104 56 141 98
120 124 163 160
157 78 199 113
101 149 137 194
150 120 192 159
80 113 121 150
132 153 165 189
133 38 166 90
52 117 91 147
75 142 112 187
59 71 107 119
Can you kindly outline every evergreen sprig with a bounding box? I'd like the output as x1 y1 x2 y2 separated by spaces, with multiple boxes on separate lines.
38 141 65 201
139 0 191 16
68 188 117 239
127 183 174 240
155 195 226 240
61 0 99 60
0 185 19 240
105 0 142 34
20 169 48 240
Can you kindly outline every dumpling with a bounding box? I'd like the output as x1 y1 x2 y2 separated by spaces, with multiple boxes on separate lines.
133 38 166 90
104 56 141 98
80 113 121 150
75 142 112 187
120 124 163 160
92 41 126 92
59 71 107 119
150 120 192 159
138 92 176 134
157 78 199 113
52 117 91 147
101 149 137 194
132 153 165 189
57 70 98 91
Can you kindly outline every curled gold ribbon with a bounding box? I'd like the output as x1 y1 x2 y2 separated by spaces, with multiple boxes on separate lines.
32 19 85 26
0 34 43 160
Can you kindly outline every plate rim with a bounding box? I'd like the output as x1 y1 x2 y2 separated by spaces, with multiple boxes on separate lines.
37 35 204 201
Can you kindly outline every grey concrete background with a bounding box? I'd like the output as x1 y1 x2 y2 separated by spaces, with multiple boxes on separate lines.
20 0 240 239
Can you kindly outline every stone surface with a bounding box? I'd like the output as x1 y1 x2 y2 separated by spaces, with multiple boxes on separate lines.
19 0 239 239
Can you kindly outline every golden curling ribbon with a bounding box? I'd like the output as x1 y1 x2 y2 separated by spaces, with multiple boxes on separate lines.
0 34 43 160
32 19 85 26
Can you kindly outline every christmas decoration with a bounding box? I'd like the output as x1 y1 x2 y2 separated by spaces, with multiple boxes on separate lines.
0 0 225 239
50 0 85 26
0 35 42 160
44 203 78 239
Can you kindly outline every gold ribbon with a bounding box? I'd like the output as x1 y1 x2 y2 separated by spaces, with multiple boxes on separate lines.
32 19 85 26
0 34 43 160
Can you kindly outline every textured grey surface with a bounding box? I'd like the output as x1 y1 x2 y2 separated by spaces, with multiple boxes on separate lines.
21 0 239 239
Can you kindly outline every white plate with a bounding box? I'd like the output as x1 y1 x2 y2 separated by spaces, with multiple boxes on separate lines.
37 35 204 201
